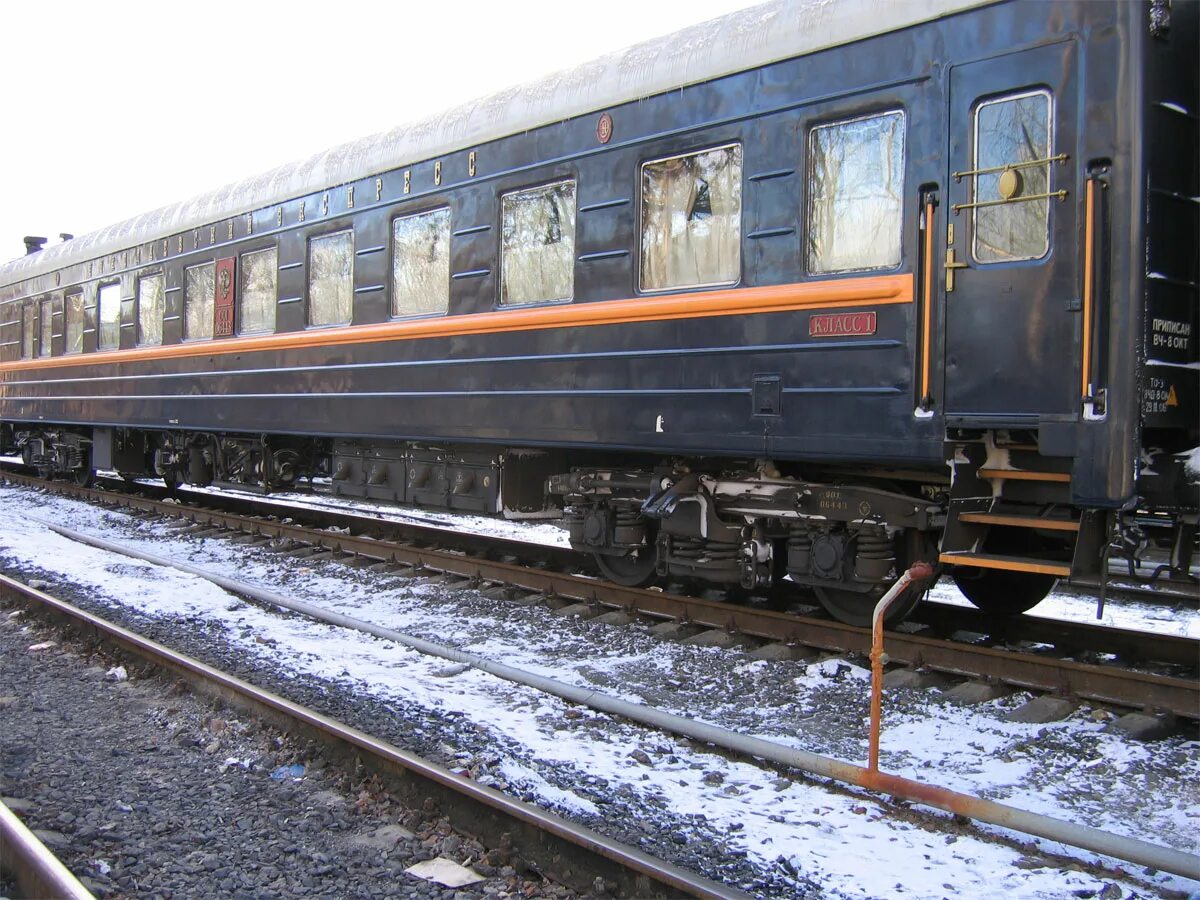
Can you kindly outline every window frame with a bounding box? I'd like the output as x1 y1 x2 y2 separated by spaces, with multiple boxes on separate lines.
183 260 216 342
497 177 578 309
135 270 165 348
21 302 36 359
236 245 279 336
97 280 122 351
389 205 452 321
804 108 907 276
64 290 84 355
969 88 1054 265
38 295 56 358
306 227 356 329
637 141 744 294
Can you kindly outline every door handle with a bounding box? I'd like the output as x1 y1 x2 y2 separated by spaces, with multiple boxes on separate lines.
944 248 969 292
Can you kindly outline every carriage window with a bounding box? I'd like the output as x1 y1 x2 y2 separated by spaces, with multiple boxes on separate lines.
137 272 164 347
98 282 121 350
641 144 742 291
238 247 277 334
972 90 1052 263
65 291 84 354
21 304 35 358
500 180 576 306
185 262 215 340
392 208 451 318
308 230 354 326
39 297 58 357
807 110 905 274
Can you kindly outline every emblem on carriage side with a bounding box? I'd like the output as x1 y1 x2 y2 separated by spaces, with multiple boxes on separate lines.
596 113 613 145
214 256 237 337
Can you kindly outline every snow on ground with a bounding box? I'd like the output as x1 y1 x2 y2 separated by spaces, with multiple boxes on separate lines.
1 483 1197 898
172 475 1200 637
116 474 573 548
926 579 1200 640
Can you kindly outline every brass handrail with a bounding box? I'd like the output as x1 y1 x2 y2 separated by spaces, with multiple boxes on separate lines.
952 190 1069 213
952 152 1069 181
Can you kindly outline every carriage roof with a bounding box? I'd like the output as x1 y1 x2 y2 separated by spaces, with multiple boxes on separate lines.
1 0 985 288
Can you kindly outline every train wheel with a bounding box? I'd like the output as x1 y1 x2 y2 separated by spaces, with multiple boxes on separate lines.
812 529 936 628
813 584 921 629
73 467 94 487
162 469 182 490
593 546 658 587
952 568 1055 615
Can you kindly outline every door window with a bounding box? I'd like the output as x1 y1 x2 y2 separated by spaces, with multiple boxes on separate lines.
971 90 1052 263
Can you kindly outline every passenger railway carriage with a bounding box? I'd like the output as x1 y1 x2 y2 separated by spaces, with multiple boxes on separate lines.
1 0 1196 625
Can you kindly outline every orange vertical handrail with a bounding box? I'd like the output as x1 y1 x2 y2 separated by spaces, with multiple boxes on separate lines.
1080 178 1096 399
920 199 936 407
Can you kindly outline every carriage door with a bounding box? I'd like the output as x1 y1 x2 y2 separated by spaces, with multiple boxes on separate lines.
943 42 1079 422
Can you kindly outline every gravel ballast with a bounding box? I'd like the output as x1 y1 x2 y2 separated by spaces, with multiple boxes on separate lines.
1 483 1196 899
0 608 577 899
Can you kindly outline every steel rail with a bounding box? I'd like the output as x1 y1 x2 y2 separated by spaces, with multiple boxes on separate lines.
0 574 746 900
2 470 1197 718
10 539 1200 884
0 798 94 900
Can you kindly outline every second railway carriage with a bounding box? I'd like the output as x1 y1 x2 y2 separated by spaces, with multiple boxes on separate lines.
0 0 1196 625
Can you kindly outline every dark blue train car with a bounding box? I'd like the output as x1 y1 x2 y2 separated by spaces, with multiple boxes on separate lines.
1 0 1196 624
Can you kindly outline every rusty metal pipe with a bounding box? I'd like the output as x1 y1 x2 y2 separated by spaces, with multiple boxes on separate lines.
39 522 1200 881
870 562 935 770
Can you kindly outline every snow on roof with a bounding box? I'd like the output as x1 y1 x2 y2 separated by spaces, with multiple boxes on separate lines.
1 0 988 290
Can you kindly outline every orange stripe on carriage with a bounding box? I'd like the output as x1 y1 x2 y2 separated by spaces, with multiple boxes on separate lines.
0 273 913 373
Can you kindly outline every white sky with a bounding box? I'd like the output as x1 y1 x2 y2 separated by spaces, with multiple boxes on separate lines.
0 0 761 264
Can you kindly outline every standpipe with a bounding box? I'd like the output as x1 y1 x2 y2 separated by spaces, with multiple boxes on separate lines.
36 521 1200 882
869 562 935 771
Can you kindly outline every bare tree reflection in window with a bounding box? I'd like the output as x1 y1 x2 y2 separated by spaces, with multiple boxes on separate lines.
98 283 122 350
309 231 354 327
239 247 278 334
22 304 35 358
185 262 215 340
973 91 1051 262
65 292 84 354
137 273 164 347
392 208 450 318
39 296 58 357
808 111 905 273
641 144 741 291
500 180 576 306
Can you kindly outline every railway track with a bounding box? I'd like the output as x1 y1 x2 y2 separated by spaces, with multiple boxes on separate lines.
0 797 93 900
1 468 1196 721
0 573 743 899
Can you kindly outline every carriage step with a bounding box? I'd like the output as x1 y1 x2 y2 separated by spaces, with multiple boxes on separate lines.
957 512 1080 532
938 552 1072 577
978 468 1071 483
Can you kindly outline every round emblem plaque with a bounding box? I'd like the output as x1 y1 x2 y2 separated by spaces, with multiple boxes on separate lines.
596 113 613 145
